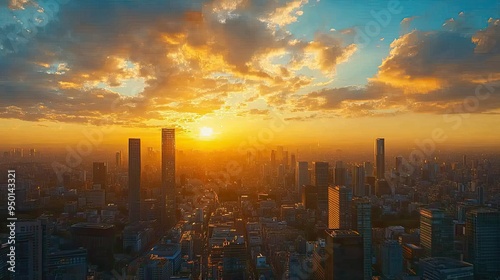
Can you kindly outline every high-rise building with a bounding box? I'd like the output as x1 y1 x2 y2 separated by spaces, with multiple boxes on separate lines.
296 161 309 195
477 186 484 205
325 230 364 280
353 165 366 197
334 161 347 186
375 138 385 180
129 138 141 224
92 162 107 189
162 128 176 229
116 151 122 168
364 162 374 178
328 185 352 229
222 236 248 279
465 207 500 279
70 223 115 270
381 240 403 279
375 179 392 196
419 208 454 258
313 162 329 212
16 219 49 280
395 156 403 174
302 185 318 210
351 198 372 280
420 257 473 280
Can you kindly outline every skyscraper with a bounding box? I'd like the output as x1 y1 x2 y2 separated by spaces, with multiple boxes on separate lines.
465 207 500 279
222 236 248 280
334 161 347 186
352 198 372 280
128 138 141 224
162 128 176 229
313 162 329 212
419 208 454 258
375 138 385 180
16 219 49 280
92 162 107 189
381 240 403 279
328 185 352 229
70 223 115 270
116 151 122 168
296 161 309 195
364 161 374 178
353 165 366 197
325 230 364 280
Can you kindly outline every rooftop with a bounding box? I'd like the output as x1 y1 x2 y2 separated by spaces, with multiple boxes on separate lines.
71 223 114 230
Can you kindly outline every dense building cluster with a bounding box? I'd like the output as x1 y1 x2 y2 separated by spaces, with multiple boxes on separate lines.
1 136 500 279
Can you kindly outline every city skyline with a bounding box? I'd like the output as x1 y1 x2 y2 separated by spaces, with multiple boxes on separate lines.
1 0 499 279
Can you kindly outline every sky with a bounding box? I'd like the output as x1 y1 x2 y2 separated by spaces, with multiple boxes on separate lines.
0 0 499 151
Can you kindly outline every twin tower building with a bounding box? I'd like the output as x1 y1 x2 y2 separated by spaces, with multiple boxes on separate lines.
128 128 176 229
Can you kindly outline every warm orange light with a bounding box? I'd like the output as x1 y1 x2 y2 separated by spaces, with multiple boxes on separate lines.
200 126 214 138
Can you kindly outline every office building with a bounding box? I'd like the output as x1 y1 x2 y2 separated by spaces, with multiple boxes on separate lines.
116 151 122 168
162 128 176 228
375 179 392 196
353 165 366 197
420 257 473 280
92 162 107 189
334 161 347 186
375 138 385 180
302 185 318 210
296 161 309 196
328 185 352 229
325 230 364 280
47 248 88 280
129 138 141 224
465 207 500 279
420 208 454 258
222 236 248 280
15 219 49 280
137 255 173 280
352 198 372 280
150 242 182 275
313 162 329 212
70 223 115 270
381 240 403 279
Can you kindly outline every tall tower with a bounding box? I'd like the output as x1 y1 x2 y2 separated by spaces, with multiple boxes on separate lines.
334 161 347 186
115 151 122 168
162 128 176 229
325 230 364 280
128 138 141 224
352 198 372 280
465 207 500 279
92 162 107 189
375 138 385 180
328 185 352 229
296 161 309 196
353 165 366 197
419 208 454 258
313 162 329 212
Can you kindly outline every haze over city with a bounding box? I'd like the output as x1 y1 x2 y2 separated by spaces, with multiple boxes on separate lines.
1 0 499 280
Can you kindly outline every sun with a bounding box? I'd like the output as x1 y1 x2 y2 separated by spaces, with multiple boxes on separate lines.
199 126 214 138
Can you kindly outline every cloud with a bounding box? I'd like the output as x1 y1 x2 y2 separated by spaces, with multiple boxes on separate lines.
295 17 500 117
0 0 357 127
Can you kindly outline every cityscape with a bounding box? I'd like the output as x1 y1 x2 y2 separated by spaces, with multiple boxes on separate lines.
1 0 500 280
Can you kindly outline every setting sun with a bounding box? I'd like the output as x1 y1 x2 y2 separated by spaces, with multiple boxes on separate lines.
200 126 214 138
